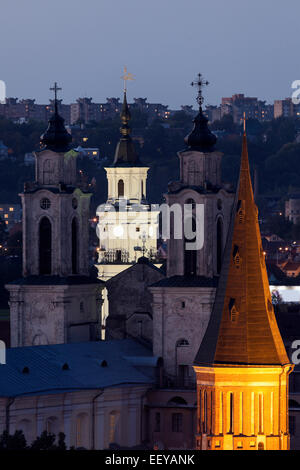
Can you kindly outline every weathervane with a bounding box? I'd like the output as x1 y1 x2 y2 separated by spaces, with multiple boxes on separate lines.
191 73 209 109
121 66 135 93
50 82 62 113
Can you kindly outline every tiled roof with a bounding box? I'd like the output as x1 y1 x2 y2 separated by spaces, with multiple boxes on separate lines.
0 339 157 397
195 132 289 367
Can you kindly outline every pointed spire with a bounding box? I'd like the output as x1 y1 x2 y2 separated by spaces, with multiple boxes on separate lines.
194 124 289 366
184 73 217 152
112 90 139 166
40 82 72 153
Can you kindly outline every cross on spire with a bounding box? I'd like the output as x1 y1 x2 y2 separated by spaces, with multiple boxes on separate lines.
50 82 62 114
191 73 209 109
121 66 135 93
243 111 247 133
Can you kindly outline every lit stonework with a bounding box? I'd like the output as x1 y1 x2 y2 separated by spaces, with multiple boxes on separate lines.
6 87 104 347
96 91 159 336
193 126 293 451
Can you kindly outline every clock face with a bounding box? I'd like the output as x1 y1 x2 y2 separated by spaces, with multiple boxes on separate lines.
113 225 124 237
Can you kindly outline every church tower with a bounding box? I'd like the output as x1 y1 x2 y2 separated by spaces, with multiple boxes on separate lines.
150 75 234 384
96 86 159 334
7 84 104 347
193 122 293 450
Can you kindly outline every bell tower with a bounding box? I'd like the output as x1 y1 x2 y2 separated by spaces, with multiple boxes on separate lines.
193 123 293 451
150 75 234 384
7 84 104 347
96 76 159 336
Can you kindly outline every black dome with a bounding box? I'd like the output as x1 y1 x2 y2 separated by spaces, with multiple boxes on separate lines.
184 108 217 152
40 111 72 153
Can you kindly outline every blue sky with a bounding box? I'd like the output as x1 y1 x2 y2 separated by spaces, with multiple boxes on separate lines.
0 0 299 108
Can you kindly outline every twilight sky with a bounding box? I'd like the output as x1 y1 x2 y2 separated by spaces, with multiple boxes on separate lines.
0 0 299 108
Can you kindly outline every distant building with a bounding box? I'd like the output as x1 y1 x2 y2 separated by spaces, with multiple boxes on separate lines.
221 94 273 123
0 204 21 230
70 97 101 125
204 105 221 122
24 152 35 166
274 98 294 119
0 97 70 124
0 140 8 160
75 146 100 161
285 194 300 224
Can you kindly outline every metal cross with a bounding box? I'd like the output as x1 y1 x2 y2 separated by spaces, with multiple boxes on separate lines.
50 82 62 113
50 82 62 102
121 66 135 93
191 73 209 108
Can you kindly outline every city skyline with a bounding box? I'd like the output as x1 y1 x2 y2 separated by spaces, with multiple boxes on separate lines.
0 0 299 108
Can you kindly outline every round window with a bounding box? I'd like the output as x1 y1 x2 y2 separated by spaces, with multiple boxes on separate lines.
72 198 78 209
40 198 51 210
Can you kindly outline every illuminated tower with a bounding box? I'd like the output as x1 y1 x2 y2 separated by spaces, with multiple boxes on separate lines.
193 121 293 451
96 85 159 335
6 84 104 347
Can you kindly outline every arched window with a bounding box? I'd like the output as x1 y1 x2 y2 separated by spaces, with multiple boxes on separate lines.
17 419 33 446
39 217 52 275
43 159 54 185
118 179 124 197
258 393 264 434
76 413 89 449
217 218 223 274
72 218 78 274
188 160 195 185
167 396 188 406
176 338 189 347
185 198 196 209
228 392 234 434
184 217 197 276
46 416 59 436
109 411 120 444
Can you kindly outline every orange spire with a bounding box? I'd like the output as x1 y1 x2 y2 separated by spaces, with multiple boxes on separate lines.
195 125 289 366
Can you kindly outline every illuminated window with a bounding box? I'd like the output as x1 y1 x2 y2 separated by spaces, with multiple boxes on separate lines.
228 392 234 434
229 298 238 322
9 207 14 212
258 393 264 434
4 214 8 219
92 151 97 155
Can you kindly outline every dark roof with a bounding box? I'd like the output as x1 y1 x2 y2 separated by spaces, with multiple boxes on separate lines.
184 107 217 152
0 339 158 397
8 275 104 286
151 275 219 288
40 107 72 153
106 258 164 286
112 91 140 167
